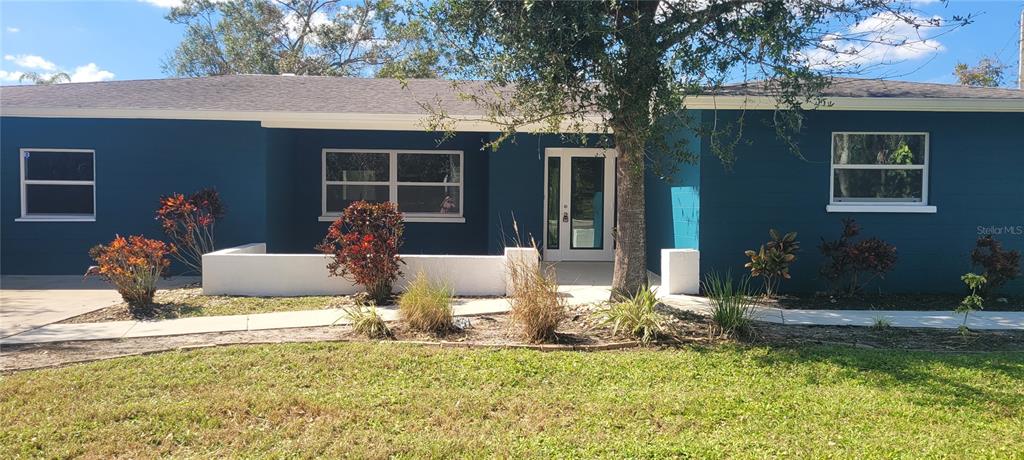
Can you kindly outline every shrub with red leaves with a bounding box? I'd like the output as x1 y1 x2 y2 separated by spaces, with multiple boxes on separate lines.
155 188 225 274
315 201 404 305
819 219 898 296
86 235 175 317
971 235 1021 296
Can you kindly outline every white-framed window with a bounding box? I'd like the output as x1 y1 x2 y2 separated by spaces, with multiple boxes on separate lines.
18 148 96 222
828 132 936 213
321 149 464 222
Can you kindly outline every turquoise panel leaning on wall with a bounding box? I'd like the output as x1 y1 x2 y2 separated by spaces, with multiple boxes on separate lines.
645 110 702 274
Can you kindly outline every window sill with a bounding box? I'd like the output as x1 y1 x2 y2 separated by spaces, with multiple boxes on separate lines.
826 205 937 214
16 216 96 222
318 215 466 224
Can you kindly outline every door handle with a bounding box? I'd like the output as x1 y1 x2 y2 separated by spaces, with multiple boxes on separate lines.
562 212 569 223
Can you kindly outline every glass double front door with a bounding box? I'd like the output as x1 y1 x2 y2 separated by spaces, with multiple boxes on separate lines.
543 148 616 261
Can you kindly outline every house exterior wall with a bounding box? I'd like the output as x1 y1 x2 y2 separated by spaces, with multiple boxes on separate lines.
1 117 270 275
0 117 534 274
6 108 1020 293
698 110 1024 294
484 134 605 256
263 129 493 255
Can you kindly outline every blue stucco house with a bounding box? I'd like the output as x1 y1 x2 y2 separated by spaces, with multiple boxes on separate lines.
2 75 1022 294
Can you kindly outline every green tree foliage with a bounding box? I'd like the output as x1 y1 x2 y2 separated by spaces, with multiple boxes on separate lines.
954 57 1007 87
164 0 439 78
425 0 966 293
18 72 71 85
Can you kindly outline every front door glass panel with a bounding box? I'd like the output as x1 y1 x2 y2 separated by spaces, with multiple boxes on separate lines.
546 157 560 249
570 157 604 250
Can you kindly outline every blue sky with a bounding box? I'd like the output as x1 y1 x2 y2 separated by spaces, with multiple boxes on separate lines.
0 0 1021 86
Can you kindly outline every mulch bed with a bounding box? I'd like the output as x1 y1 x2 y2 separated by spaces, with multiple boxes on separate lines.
4 301 1022 372
768 293 1024 311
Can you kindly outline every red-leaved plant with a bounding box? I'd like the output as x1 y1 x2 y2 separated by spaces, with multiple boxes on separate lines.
86 235 175 317
971 235 1021 296
155 188 225 274
819 219 898 296
315 201 404 305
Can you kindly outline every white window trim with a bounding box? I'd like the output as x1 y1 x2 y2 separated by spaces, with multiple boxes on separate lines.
17 148 97 222
320 148 465 223
827 132 935 214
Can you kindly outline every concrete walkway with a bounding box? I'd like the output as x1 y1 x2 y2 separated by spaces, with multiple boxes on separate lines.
1 276 199 338
0 298 512 346
660 295 1024 330
2 275 1022 346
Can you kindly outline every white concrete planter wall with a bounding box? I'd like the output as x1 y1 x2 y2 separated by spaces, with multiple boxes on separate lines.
202 243 540 297
660 248 700 295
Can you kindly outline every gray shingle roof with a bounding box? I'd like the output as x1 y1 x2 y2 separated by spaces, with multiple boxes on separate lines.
1 74 1021 116
0 74 490 115
720 77 1024 99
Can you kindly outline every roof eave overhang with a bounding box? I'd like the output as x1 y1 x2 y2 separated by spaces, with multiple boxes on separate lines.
683 96 1024 112
2 96 1021 131
0 107 609 133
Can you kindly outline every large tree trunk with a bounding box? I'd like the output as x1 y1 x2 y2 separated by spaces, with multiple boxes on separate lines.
611 128 648 297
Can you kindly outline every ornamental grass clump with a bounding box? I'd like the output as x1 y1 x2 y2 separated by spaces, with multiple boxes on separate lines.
398 272 453 334
343 305 393 340
507 258 565 343
316 201 404 305
86 235 175 318
155 188 225 275
597 285 666 345
702 271 757 337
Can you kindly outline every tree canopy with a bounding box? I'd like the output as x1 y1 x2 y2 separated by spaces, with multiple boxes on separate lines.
18 71 71 85
954 57 1008 87
425 0 968 293
164 0 439 78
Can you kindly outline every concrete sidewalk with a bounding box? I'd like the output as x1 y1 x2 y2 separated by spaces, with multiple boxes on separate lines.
660 295 1024 330
3 283 1022 347
1 276 199 338
0 298 512 346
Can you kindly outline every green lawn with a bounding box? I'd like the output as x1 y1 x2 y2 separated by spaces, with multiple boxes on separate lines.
70 288 355 322
2 343 1022 458
163 292 350 318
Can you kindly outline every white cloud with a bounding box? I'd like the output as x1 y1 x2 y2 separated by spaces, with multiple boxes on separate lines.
69 63 115 83
6 27 19 33
803 12 945 69
0 70 25 82
1 53 115 83
282 10 330 42
139 0 183 7
4 54 58 71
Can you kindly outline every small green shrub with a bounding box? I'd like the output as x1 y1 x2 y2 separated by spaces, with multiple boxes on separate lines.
508 260 565 343
702 271 757 337
957 272 986 335
596 285 666 345
744 229 799 298
343 305 393 340
398 272 453 334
